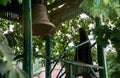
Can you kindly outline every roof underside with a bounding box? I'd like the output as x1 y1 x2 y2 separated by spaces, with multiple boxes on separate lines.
0 0 85 26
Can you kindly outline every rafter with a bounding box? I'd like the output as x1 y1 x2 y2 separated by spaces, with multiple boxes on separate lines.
47 0 71 10
49 0 84 26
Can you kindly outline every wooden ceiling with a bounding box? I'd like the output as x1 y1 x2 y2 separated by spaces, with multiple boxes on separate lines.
0 0 84 26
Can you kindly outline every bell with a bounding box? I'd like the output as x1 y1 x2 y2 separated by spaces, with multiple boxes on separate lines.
32 3 55 36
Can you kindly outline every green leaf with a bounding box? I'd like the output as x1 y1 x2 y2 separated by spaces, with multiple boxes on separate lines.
0 43 13 62
0 60 8 75
80 0 93 10
101 8 110 19
115 8 120 17
8 68 18 78
0 32 8 44
96 37 109 47
0 0 9 6
5 33 16 47
18 0 23 4
90 6 101 17
16 67 28 78
48 0 53 3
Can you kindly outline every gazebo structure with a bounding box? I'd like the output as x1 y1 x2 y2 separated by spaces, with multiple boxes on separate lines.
0 0 108 78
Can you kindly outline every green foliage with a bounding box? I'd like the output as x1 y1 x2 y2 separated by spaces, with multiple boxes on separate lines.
80 0 120 18
93 23 120 59
91 48 97 62
0 0 9 6
80 0 93 11
0 0 23 6
0 31 28 78
18 0 23 4
0 19 23 56
8 65 28 78
93 25 111 47
106 51 120 78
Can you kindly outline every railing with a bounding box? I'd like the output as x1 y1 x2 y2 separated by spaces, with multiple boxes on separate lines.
35 39 103 78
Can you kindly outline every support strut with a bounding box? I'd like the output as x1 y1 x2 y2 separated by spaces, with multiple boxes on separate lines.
45 35 52 78
23 0 33 78
95 17 108 78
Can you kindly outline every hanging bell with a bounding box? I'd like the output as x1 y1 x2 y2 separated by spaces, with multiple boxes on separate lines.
32 3 55 36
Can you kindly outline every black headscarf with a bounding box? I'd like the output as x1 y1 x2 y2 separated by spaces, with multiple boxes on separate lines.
74 27 93 64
